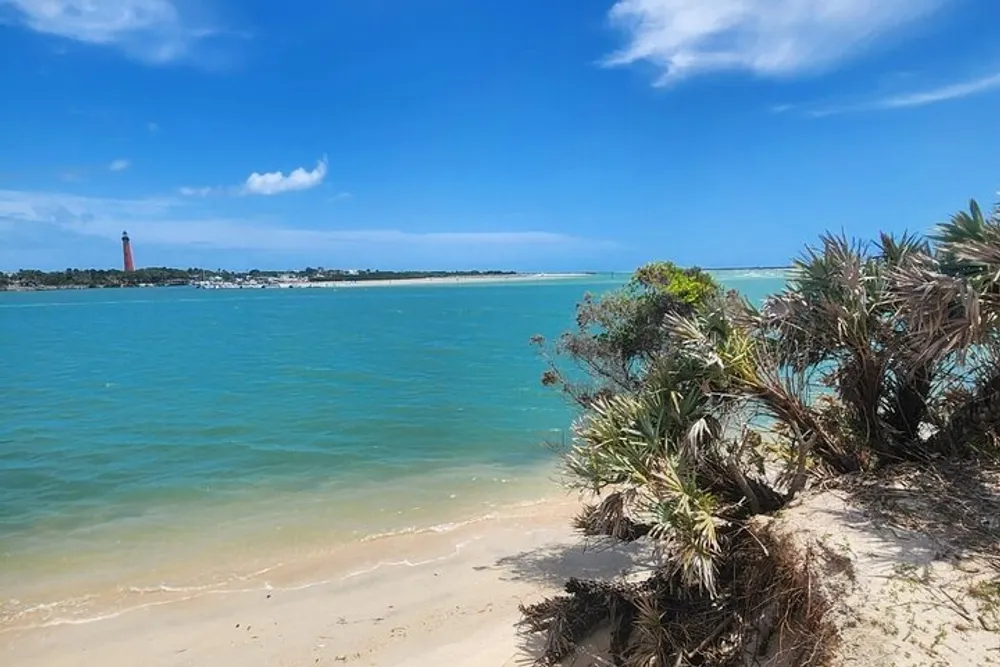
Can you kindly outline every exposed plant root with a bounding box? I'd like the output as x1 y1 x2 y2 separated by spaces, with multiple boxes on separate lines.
730 527 840 667
519 525 838 667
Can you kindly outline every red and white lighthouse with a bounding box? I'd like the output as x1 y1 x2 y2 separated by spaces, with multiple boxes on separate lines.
122 231 135 273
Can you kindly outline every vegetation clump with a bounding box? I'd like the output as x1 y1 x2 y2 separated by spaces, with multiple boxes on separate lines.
535 261 723 403
522 200 1000 666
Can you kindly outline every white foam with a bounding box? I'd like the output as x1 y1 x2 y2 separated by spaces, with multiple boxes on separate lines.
339 537 480 582
358 511 499 543
126 583 212 594
0 494 551 634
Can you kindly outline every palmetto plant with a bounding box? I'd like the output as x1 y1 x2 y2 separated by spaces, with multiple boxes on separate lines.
569 392 725 594
523 200 1000 667
529 298 826 666
566 299 784 596
891 200 1000 456
760 231 937 468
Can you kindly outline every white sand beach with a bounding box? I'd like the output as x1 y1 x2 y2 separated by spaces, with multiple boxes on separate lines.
0 494 633 667
322 273 593 288
6 472 1000 667
195 273 594 290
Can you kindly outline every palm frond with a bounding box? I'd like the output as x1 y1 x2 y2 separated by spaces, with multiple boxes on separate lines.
933 199 988 245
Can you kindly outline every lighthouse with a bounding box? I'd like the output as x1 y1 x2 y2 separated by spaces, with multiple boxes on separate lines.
122 231 135 273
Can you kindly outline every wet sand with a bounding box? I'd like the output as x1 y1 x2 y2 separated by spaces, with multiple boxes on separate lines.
1 493 641 667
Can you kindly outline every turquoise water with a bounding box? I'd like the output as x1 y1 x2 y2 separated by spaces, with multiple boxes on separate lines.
0 272 785 626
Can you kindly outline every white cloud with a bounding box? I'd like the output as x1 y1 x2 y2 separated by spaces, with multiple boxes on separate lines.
807 70 1000 116
0 0 213 63
605 0 948 85
109 158 130 172
244 158 328 196
0 189 598 255
181 158 331 198
1 0 177 43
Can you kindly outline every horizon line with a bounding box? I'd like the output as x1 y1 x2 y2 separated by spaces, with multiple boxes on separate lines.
1 265 794 274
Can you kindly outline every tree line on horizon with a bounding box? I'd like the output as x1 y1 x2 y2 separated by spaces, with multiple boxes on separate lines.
0 267 519 289
522 198 1000 666
0 267 195 288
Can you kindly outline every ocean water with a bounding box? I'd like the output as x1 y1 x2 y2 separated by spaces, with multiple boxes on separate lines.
0 271 785 628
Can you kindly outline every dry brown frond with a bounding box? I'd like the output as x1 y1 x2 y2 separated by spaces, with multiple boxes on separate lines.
836 460 1000 555
519 525 839 667
574 492 652 542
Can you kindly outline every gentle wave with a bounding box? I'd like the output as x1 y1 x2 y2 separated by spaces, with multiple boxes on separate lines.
0 529 486 632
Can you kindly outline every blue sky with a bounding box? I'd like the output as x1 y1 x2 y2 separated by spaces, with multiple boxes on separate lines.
1 0 999 271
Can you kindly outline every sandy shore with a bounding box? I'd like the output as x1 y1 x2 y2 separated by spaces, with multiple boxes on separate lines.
317 273 592 288
1 493 635 667
1 273 597 292
198 273 594 290
773 478 1000 667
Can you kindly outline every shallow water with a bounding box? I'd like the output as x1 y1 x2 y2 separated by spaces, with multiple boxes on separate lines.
0 272 785 627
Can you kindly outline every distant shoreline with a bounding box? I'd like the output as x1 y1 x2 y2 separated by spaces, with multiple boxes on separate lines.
194 272 592 290
0 272 597 293
0 268 793 293
709 266 791 271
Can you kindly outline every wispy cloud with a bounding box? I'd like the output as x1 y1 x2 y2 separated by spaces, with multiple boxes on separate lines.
605 0 948 85
871 71 1000 109
109 158 130 172
0 0 225 64
178 186 217 197
59 169 86 183
0 189 601 260
801 70 1000 116
181 157 330 197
